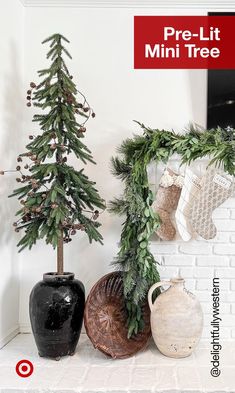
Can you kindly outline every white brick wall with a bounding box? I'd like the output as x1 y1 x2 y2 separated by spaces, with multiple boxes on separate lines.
150 171 235 340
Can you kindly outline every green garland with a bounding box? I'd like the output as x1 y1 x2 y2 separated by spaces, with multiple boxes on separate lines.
109 123 235 338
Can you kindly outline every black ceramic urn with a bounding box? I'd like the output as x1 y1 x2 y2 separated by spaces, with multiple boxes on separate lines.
29 272 85 360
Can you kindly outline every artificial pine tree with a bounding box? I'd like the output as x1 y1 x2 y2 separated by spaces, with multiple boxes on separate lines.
9 33 105 274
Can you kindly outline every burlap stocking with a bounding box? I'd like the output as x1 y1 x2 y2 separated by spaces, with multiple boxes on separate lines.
152 168 184 241
189 168 234 240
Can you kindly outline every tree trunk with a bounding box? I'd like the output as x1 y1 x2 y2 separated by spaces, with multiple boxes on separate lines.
57 232 64 275
56 39 64 276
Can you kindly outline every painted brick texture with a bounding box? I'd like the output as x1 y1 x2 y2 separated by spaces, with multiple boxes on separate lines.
150 195 235 339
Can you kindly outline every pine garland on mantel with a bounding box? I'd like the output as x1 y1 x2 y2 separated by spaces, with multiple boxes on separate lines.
109 122 235 338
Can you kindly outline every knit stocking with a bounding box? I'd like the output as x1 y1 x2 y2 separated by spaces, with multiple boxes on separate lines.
189 168 234 240
175 168 201 241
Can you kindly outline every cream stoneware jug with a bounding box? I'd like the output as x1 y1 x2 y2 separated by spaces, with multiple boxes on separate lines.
148 278 203 358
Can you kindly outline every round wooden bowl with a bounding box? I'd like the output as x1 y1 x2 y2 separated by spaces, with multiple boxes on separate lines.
84 271 151 359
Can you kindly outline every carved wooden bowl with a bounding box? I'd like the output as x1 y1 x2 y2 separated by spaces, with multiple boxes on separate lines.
84 271 151 359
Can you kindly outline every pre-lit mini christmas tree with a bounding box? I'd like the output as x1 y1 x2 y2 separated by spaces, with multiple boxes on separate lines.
9 33 105 274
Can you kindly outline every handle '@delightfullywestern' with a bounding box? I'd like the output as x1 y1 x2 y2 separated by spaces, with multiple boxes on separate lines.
148 281 172 312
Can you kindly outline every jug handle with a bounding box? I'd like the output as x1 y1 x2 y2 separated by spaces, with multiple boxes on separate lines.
148 281 172 312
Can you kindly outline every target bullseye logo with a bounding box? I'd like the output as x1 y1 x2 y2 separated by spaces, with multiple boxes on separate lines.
16 360 34 378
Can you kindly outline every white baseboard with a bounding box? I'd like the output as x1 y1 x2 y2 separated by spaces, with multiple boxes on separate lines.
19 323 32 333
0 326 20 349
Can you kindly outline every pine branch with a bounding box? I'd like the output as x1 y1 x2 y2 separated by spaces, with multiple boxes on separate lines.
10 33 105 263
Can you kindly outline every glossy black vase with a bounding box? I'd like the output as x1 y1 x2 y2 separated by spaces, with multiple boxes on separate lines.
29 272 85 360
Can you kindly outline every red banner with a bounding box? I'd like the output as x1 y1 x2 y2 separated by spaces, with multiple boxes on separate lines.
134 16 235 69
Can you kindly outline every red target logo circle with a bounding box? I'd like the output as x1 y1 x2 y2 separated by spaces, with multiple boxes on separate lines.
16 360 34 378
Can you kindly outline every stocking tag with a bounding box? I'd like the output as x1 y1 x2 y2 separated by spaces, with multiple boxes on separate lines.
213 174 231 190
191 174 201 190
